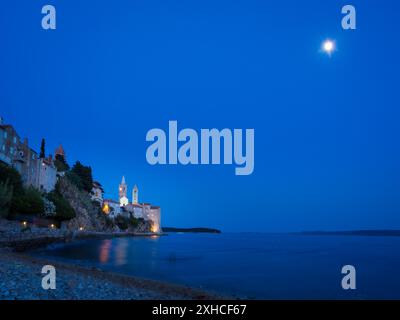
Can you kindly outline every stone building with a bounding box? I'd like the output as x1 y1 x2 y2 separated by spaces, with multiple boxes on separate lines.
38 155 57 192
91 181 104 204
0 116 57 192
102 199 121 218
55 144 65 160
102 176 162 233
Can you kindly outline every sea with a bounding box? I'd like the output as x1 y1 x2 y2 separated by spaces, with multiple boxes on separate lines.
32 232 400 299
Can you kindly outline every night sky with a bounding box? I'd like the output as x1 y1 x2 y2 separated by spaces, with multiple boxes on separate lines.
1 0 399 232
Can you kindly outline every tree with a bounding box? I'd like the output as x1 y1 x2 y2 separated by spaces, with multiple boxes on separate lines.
40 138 46 159
0 163 45 216
70 161 93 193
0 180 13 218
115 215 129 231
65 171 84 190
0 163 24 195
47 191 76 221
11 187 44 215
54 154 70 172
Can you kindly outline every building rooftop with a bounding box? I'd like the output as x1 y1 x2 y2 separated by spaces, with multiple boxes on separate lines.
55 144 65 157
103 199 119 204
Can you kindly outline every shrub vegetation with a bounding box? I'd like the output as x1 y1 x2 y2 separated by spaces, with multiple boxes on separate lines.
0 180 13 218
0 163 45 216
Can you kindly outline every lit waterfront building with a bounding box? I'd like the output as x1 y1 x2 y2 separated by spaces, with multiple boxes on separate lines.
102 176 161 233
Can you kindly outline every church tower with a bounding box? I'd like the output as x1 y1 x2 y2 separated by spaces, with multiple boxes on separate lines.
133 184 139 204
55 144 66 160
119 176 128 207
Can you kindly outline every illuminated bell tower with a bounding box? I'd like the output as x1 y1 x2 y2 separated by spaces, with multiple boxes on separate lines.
133 184 139 204
119 176 128 206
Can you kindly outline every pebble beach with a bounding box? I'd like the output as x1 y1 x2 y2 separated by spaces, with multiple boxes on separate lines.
0 220 223 300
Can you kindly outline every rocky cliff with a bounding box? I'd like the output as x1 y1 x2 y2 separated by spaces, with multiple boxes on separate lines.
57 177 114 232
58 177 152 233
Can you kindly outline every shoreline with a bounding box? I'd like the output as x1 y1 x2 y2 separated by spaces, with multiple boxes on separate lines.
0 227 164 252
0 247 228 300
0 222 229 300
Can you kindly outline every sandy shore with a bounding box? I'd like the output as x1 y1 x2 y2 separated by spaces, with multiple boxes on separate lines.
0 248 226 300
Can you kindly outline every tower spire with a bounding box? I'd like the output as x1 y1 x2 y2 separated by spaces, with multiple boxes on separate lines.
133 184 139 204
119 176 128 206
55 144 65 158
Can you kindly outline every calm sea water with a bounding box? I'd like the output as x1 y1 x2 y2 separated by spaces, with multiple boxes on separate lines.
33 233 400 299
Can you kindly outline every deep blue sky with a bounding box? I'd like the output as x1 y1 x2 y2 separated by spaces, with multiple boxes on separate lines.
1 1 399 232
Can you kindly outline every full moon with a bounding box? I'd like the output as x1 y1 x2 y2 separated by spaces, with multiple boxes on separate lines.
322 39 335 55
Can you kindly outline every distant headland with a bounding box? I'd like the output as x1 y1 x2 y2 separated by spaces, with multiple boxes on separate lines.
296 230 400 237
163 227 221 234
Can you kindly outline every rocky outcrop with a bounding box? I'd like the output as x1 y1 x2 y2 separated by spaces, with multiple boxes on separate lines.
0 219 158 252
0 219 71 251
57 177 111 232
128 219 153 233
57 177 153 233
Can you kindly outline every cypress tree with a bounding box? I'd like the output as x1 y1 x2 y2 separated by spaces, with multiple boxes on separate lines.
40 138 46 159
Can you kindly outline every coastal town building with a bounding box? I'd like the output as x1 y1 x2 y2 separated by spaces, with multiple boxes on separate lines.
0 116 57 192
38 155 57 192
133 184 138 204
102 199 121 218
55 144 65 159
0 116 161 233
103 176 161 233
91 181 104 204
119 176 129 207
